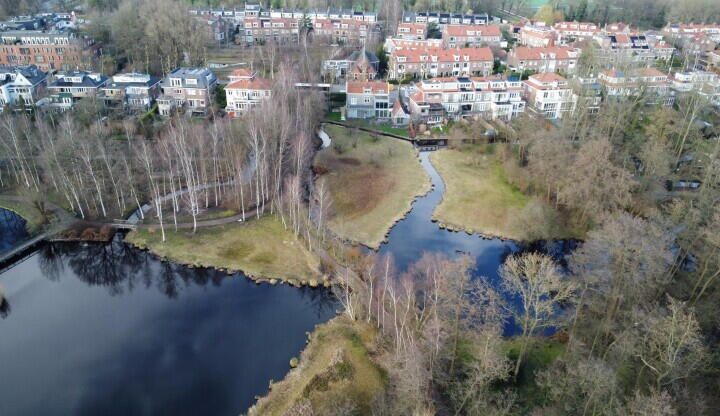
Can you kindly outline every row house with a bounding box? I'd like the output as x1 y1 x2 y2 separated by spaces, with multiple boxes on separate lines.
407 76 525 124
671 71 720 105
507 46 580 74
0 65 46 110
44 70 108 111
190 6 376 23
401 11 490 26
157 67 217 117
384 37 443 54
224 69 272 117
553 21 599 43
442 25 502 48
593 34 675 63
312 18 375 45
345 81 391 119
518 25 556 47
664 24 720 43
598 68 674 105
195 15 233 44
523 73 577 119
388 47 494 80
99 72 161 112
322 48 379 82
396 23 427 40
0 30 100 72
242 18 300 44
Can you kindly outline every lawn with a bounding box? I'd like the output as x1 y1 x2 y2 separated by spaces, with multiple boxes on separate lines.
430 145 571 241
326 112 410 137
125 214 323 283
249 316 386 416
315 125 431 248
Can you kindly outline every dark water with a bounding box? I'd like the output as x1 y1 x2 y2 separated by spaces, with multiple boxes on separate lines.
0 240 337 416
0 208 29 253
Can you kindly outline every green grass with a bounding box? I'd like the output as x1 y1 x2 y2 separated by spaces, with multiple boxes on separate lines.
250 316 386 416
314 125 431 248
430 145 573 241
0 196 46 233
125 215 322 282
325 113 409 137
505 337 567 408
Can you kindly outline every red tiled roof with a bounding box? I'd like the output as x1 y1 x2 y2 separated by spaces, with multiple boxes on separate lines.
394 47 493 63
346 81 389 94
226 76 273 90
229 69 255 79
511 46 576 60
529 72 568 83
445 24 501 37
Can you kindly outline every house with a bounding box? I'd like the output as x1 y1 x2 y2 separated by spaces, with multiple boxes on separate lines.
507 46 580 74
519 25 556 47
99 72 161 112
311 17 377 45
553 21 599 43
571 76 602 114
388 47 493 80
384 37 444 54
390 98 410 127
402 11 489 26
196 15 232 44
157 67 217 117
396 23 427 40
0 65 46 110
345 81 391 119
322 48 380 82
593 33 675 63
663 24 720 43
224 69 272 117
44 70 108 110
407 76 525 124
598 68 674 105
671 71 720 105
442 25 502 48
0 30 100 72
523 73 577 119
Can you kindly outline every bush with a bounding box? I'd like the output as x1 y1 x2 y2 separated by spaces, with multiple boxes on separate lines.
99 225 113 240
81 227 98 240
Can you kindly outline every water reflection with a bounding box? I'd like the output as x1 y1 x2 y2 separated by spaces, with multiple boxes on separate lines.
0 238 338 416
0 208 29 254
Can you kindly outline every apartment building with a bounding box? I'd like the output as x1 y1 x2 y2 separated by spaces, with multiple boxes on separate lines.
345 81 390 119
0 65 46 109
442 25 502 48
0 30 99 72
396 23 427 40
388 47 493 80
312 18 376 45
407 76 525 124
507 46 580 74
401 11 490 26
518 25 556 47
553 21 599 43
384 37 444 54
224 69 272 117
157 67 217 117
598 68 673 105
44 70 108 110
242 17 300 44
523 73 577 119
100 72 161 112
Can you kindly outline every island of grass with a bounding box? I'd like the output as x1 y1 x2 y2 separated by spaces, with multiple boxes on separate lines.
249 316 386 416
125 214 323 284
430 144 575 241
315 125 431 249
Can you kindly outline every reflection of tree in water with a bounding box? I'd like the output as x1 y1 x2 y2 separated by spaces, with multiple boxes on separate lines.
0 209 29 252
0 298 10 319
294 285 339 319
36 236 338 308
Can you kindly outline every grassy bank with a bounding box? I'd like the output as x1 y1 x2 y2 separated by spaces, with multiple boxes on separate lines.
0 196 46 233
430 145 572 241
125 215 323 284
249 316 386 416
315 125 430 249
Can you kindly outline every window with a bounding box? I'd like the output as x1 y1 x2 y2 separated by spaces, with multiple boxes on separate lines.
186 78 197 85
170 78 182 87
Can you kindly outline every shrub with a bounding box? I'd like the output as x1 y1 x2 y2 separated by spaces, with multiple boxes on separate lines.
80 227 97 240
99 225 113 240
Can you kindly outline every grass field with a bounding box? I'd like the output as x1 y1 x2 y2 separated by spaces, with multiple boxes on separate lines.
430 145 571 241
325 112 409 137
315 125 430 248
249 316 386 416
125 215 323 283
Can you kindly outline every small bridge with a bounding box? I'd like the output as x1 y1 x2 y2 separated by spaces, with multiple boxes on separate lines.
0 231 53 272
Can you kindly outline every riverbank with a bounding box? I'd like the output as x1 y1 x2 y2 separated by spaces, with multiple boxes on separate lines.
430 146 573 241
314 125 431 249
249 316 386 416
0 196 45 233
125 215 325 285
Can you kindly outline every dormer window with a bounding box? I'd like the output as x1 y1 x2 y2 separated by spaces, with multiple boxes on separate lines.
170 78 182 87
186 78 197 85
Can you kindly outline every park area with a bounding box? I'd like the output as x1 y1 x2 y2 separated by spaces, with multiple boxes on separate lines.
314 125 430 248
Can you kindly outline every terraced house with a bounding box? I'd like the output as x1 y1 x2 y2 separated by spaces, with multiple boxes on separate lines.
598 68 674 105
388 47 493 80
507 46 580 74
99 72 161 112
407 76 525 124
157 67 217 117
44 70 108 111
345 81 391 119
442 25 502 48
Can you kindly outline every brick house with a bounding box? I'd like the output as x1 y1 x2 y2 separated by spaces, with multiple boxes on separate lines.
523 73 577 119
0 30 99 72
388 47 493 80
396 23 427 40
442 25 502 48
345 81 391 119
157 67 217 117
507 46 580 74
224 69 272 117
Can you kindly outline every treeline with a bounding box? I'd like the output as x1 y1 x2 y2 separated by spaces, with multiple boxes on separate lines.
0 64 325 240
559 0 720 29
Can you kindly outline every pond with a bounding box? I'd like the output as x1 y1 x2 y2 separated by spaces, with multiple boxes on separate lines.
0 240 337 416
0 208 29 254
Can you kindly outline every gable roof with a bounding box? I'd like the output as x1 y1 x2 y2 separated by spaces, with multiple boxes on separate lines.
346 81 389 94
